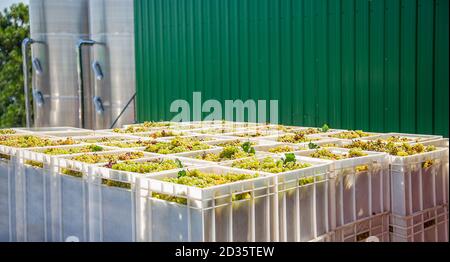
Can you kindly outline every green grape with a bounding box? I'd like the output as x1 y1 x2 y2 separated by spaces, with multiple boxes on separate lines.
0 135 78 148
277 133 320 143
329 130 371 139
299 176 315 186
142 121 172 128
104 140 153 148
61 168 83 178
0 129 16 135
268 145 295 153
162 169 259 188
309 148 367 160
231 156 311 173
195 146 253 162
71 151 144 164
152 193 187 205
294 128 321 135
25 160 43 168
216 140 256 147
109 159 180 173
144 137 211 154
79 137 128 143
102 179 131 189
343 140 436 157
41 144 105 155
141 130 184 138
384 136 411 143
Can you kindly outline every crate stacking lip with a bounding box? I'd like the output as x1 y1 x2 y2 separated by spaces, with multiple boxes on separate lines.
220 154 332 242
173 147 270 166
421 138 449 148
389 204 448 242
0 134 74 242
330 212 390 242
86 155 206 242
295 148 390 228
139 165 275 242
389 147 449 216
14 144 126 242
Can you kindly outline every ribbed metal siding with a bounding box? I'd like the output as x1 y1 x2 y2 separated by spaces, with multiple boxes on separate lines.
134 0 449 136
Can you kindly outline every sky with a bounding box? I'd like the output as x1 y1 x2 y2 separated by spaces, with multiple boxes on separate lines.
0 0 28 11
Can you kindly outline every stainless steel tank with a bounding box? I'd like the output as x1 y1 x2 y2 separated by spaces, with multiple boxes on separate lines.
27 0 136 129
29 0 91 128
88 0 136 129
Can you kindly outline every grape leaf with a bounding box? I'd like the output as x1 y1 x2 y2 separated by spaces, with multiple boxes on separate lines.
177 170 187 178
283 153 296 164
241 142 255 154
319 124 330 133
308 142 319 149
175 159 184 168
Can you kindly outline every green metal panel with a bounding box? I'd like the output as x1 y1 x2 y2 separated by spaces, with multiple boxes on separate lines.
134 0 449 137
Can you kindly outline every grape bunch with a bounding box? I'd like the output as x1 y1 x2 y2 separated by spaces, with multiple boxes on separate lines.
71 151 145 164
108 158 181 173
277 133 320 144
329 130 371 139
0 129 16 135
309 148 367 160
40 144 104 155
232 156 311 173
195 146 254 162
0 135 78 148
144 137 211 154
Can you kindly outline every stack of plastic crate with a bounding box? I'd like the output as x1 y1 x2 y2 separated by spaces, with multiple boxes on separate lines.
387 137 448 242
221 154 332 242
295 147 391 242
137 165 276 242
330 132 448 242
0 133 81 242
85 154 207 242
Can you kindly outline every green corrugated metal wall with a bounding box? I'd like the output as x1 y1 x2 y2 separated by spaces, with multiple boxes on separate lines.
134 0 449 137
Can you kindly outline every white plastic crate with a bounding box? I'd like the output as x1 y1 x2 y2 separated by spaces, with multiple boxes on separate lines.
0 147 17 242
295 148 390 228
139 166 275 242
390 147 448 216
221 154 332 242
330 212 390 242
0 134 72 242
14 145 131 242
87 156 207 242
389 205 449 242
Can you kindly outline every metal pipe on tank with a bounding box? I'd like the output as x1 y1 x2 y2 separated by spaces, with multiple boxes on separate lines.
76 39 96 128
22 38 34 128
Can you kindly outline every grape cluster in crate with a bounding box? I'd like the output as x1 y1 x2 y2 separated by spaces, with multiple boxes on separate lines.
0 122 448 242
